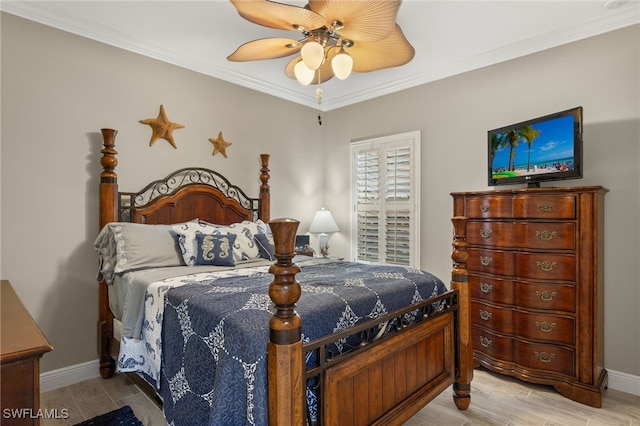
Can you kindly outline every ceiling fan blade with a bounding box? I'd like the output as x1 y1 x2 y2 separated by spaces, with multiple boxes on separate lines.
230 0 325 32
285 49 336 84
309 0 401 42
228 38 302 61
347 24 415 72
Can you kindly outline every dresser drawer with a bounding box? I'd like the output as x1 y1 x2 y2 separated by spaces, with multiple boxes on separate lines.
514 281 576 312
513 310 575 346
470 274 513 305
513 195 576 219
472 327 513 362
467 221 514 247
514 252 576 281
513 222 576 250
471 301 514 335
465 196 512 218
468 248 514 276
513 340 575 377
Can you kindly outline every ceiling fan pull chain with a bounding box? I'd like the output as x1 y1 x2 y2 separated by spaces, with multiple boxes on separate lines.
315 63 323 125
316 87 323 125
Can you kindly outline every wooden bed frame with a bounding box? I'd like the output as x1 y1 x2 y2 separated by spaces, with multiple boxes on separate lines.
97 128 472 425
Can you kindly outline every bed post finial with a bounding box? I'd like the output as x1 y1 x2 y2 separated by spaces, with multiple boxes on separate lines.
267 218 304 425
100 129 118 180
259 154 270 222
451 216 472 410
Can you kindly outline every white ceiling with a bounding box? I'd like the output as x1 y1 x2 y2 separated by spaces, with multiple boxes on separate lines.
2 1 639 111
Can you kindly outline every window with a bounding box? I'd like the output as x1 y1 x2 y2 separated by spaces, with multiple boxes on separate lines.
350 131 420 267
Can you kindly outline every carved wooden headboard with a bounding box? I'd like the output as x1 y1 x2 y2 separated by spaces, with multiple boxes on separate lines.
98 128 270 229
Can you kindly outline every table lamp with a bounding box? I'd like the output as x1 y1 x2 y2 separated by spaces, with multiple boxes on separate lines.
309 207 339 257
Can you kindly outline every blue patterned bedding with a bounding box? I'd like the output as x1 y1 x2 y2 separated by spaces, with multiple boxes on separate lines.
120 258 447 426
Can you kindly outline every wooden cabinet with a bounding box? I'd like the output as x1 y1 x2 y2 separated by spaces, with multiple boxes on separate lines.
452 186 607 407
1 280 53 425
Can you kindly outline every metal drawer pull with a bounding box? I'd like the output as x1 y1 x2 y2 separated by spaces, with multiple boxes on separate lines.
480 282 493 293
481 205 490 213
535 351 556 363
536 230 557 240
536 290 556 301
536 261 557 272
480 336 492 348
480 229 493 239
535 321 556 333
479 309 492 321
480 256 493 267
537 203 554 212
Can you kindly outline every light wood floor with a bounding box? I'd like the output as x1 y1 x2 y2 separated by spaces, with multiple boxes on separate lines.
40 368 639 425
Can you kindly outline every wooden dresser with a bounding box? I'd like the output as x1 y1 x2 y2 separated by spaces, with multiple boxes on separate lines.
1 280 53 425
451 186 607 407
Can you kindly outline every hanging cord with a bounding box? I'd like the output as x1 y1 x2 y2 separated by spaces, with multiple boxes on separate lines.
316 87 323 125
316 66 322 125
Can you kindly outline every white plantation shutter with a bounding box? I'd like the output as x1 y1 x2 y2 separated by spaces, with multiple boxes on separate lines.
351 132 420 267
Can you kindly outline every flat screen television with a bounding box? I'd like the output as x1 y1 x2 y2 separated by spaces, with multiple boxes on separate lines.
488 106 583 187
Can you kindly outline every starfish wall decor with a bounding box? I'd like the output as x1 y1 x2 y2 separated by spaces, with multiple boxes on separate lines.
139 105 185 149
209 132 232 158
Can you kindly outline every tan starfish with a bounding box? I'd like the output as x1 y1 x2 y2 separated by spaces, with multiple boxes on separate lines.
209 132 232 158
139 105 184 149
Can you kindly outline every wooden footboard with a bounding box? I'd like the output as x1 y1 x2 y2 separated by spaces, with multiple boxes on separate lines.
268 217 471 425
323 311 455 426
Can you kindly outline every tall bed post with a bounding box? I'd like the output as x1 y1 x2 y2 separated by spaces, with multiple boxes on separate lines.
267 219 304 425
98 128 119 378
259 154 271 222
451 216 472 409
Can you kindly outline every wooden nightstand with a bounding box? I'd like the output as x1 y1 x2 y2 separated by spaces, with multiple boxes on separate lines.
1 280 53 426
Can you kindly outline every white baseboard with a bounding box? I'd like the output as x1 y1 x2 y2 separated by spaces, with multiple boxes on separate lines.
40 359 100 392
40 361 640 397
607 368 640 396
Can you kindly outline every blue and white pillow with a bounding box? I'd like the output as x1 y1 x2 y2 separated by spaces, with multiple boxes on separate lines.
223 220 268 262
254 233 275 261
171 221 221 266
172 220 268 265
195 233 236 267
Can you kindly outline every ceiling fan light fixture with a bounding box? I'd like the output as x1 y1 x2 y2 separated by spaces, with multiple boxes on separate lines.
294 60 315 85
332 49 353 80
228 0 415 115
301 40 325 70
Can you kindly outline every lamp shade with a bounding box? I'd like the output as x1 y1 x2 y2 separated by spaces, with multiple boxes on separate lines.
309 208 339 234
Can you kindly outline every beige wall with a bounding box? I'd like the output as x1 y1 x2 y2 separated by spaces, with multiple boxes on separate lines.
2 13 638 378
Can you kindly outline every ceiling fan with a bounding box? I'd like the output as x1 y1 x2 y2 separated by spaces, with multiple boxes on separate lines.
227 0 415 87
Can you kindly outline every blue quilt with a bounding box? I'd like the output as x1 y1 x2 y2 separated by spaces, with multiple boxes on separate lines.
156 259 447 426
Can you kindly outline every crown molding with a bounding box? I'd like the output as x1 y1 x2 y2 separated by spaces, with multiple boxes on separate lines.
2 1 638 111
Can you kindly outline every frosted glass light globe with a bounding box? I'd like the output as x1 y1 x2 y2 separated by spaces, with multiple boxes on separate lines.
294 60 315 85
301 41 324 70
332 51 353 80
